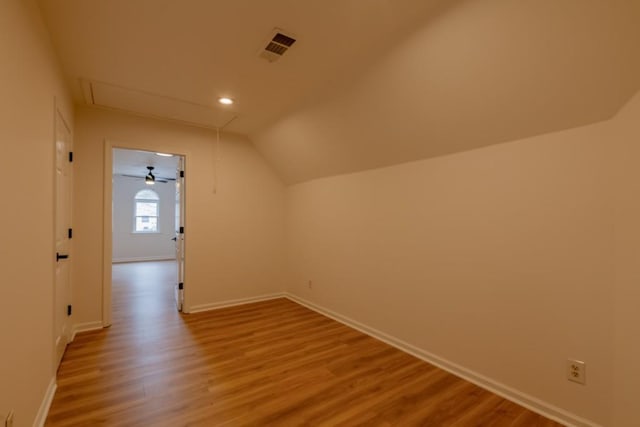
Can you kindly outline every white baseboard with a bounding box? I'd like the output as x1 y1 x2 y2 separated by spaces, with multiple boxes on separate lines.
70 321 104 341
188 293 286 314
112 256 175 263
33 376 56 427
285 293 599 427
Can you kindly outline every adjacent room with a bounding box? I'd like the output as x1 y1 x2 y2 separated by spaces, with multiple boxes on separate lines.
109 148 184 337
112 148 180 264
2 0 640 426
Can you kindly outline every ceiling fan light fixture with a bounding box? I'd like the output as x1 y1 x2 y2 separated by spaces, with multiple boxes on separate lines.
145 166 155 185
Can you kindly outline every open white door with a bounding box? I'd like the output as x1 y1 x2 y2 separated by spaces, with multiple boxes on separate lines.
174 156 185 311
54 108 73 368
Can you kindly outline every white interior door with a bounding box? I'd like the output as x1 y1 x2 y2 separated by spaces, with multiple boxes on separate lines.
174 156 185 311
54 109 73 368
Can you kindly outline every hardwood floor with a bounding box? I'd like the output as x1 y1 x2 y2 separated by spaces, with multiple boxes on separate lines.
46 261 562 426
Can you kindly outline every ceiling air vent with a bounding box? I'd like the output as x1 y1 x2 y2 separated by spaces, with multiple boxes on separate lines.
260 29 296 62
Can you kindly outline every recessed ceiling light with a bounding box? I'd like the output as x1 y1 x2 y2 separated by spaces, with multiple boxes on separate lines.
156 152 173 157
218 97 234 105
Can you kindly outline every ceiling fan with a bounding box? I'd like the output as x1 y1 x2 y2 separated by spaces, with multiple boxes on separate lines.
117 166 176 184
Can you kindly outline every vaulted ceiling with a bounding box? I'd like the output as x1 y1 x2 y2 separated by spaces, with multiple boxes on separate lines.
38 0 640 184
38 0 445 132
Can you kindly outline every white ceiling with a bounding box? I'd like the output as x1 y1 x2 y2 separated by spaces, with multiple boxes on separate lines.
38 0 640 184
81 80 238 129
37 0 446 134
113 148 179 181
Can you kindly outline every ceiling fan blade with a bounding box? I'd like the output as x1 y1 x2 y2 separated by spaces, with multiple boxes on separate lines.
115 173 174 183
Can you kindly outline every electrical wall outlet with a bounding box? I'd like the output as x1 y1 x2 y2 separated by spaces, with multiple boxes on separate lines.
567 359 586 384
5 410 14 427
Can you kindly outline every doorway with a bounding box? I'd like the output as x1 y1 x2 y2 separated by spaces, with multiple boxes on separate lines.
103 145 186 326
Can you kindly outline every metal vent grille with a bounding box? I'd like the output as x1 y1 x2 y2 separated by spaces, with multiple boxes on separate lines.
272 32 296 47
260 30 296 62
265 41 288 55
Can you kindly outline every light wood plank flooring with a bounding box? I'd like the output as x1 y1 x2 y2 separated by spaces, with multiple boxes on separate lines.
46 261 563 426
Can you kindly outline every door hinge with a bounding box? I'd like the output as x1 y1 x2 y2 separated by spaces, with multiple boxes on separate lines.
179 226 184 234
178 282 184 290
68 228 73 239
68 151 73 162
180 170 184 178
67 305 72 316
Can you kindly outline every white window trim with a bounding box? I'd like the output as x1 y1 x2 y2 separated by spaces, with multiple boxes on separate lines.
133 190 160 234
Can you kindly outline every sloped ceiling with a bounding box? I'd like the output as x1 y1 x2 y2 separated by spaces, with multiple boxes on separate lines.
252 0 640 184
38 0 640 185
37 0 447 134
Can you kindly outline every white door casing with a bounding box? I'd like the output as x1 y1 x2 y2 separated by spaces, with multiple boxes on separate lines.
174 156 185 311
54 108 73 368
103 142 190 323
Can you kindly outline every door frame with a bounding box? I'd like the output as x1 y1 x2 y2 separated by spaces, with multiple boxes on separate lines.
102 139 189 326
174 155 185 311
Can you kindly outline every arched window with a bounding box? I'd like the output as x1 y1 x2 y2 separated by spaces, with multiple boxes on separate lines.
134 189 160 232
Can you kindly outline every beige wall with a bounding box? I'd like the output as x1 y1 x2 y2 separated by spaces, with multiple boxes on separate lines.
73 107 286 324
0 0 74 425
285 92 640 426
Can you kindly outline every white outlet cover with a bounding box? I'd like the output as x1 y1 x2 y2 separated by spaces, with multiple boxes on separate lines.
567 359 586 385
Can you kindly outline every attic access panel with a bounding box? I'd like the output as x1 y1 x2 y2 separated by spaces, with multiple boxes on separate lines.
81 80 237 129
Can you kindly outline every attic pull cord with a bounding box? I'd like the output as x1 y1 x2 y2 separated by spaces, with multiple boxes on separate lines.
213 127 220 194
